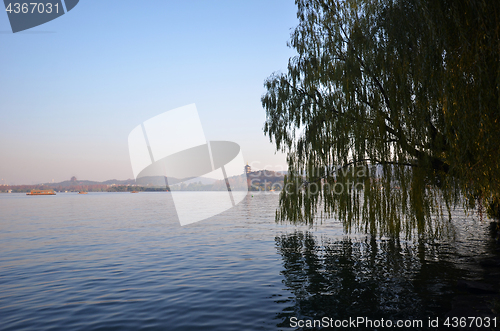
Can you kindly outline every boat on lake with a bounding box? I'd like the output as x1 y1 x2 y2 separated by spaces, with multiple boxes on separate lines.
27 189 56 196
78 191 88 194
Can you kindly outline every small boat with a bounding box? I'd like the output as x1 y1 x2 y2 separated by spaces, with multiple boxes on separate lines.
130 191 139 193
27 189 56 196
78 191 88 194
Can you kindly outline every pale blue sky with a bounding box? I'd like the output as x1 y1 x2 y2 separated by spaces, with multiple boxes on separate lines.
0 1 298 184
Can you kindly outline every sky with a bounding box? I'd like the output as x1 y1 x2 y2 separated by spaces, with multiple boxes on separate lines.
0 1 298 185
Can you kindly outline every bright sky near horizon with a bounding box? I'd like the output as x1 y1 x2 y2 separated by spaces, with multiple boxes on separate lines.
0 1 298 185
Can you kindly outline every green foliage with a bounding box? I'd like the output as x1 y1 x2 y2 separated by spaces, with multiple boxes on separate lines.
487 196 500 221
262 0 500 238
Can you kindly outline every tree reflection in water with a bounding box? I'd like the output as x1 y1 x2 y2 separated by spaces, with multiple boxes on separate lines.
275 231 463 330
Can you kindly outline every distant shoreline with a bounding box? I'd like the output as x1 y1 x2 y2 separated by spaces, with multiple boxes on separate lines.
0 170 285 193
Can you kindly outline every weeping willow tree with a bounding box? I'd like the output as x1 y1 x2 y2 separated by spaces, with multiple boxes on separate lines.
262 0 500 238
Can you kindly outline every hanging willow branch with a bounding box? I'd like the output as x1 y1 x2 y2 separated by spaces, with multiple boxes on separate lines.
262 0 500 238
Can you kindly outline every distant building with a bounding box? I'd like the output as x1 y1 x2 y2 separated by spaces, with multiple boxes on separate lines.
244 163 252 189
70 176 77 182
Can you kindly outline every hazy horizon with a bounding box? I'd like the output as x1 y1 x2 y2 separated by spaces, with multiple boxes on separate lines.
1 164 288 186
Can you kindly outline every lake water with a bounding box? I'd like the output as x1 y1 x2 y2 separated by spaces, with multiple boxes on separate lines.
0 192 498 330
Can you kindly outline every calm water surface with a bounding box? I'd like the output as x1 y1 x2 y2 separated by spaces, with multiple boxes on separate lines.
0 192 497 330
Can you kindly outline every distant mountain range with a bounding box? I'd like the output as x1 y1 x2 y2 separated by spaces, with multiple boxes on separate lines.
1 171 286 193
41 175 222 188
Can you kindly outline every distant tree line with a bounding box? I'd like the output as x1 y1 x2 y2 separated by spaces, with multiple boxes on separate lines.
106 186 169 192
